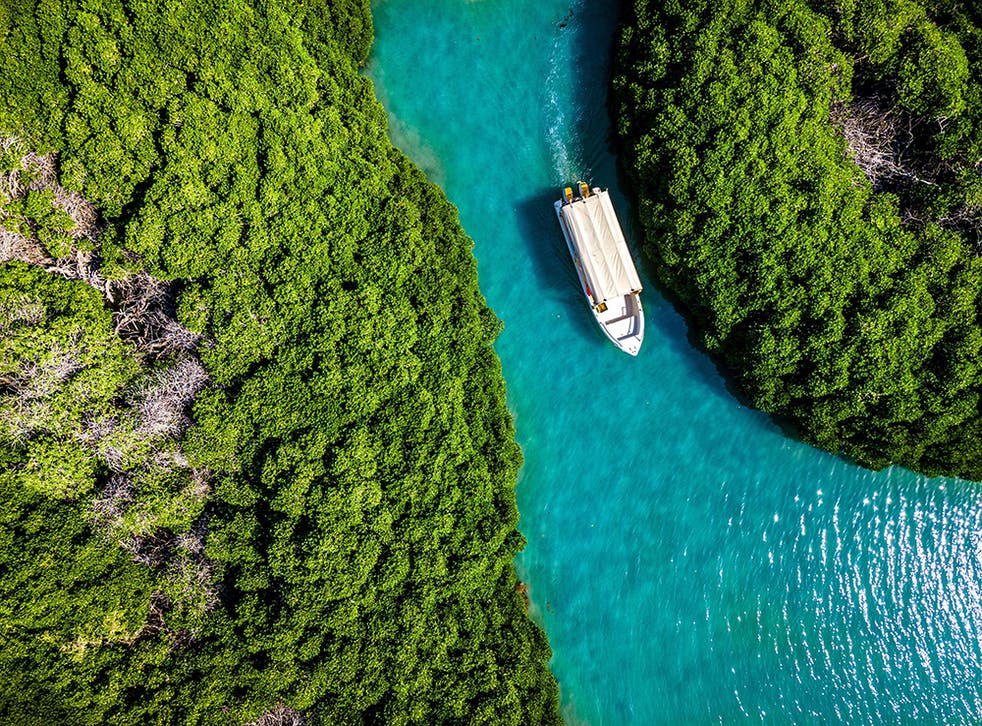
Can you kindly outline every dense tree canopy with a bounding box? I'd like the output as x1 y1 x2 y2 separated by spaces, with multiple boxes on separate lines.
613 0 982 479
0 0 559 723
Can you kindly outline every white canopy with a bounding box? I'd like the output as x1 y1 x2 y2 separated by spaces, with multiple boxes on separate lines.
560 190 642 303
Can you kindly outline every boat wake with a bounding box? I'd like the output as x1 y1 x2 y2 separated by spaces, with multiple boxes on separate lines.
544 0 621 186
544 0 587 182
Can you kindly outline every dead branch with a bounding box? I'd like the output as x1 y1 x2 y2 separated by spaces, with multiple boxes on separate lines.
186 466 212 499
0 137 102 271
830 98 945 190
247 705 307 726
0 227 49 266
175 518 208 556
1 137 224 643
938 202 982 246
74 413 121 447
1 138 206 359
830 98 903 188
0 294 45 329
10 341 84 400
130 357 209 441
123 528 177 568
108 272 203 358
89 473 135 529
150 447 190 472
829 97 981 238
168 550 218 614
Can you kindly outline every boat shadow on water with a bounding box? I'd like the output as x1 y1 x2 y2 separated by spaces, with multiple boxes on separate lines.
514 187 606 349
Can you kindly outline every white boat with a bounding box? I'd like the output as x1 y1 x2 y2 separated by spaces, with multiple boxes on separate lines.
554 182 645 356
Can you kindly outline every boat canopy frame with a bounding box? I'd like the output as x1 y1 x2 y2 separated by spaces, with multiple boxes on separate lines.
558 190 642 304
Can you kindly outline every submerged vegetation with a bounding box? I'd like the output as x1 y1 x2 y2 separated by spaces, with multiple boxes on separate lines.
614 0 982 479
0 0 559 722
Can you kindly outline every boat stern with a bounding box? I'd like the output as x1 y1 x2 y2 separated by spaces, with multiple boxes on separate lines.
594 292 644 356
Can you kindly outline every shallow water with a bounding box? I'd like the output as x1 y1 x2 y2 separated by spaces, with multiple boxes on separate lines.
366 2 982 722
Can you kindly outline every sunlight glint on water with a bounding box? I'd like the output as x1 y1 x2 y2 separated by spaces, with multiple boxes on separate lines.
366 2 982 723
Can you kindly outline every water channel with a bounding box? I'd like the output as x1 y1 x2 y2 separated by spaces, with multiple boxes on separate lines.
367 2 982 722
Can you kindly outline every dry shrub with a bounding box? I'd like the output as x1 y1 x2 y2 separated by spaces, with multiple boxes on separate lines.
829 98 906 189
130 356 209 440
0 228 47 266
90 473 135 529
74 413 121 447
0 137 98 239
123 527 177 568
168 548 218 614
1 137 201 357
246 705 307 726
831 99 981 237
109 272 203 358
0 294 46 329
0 137 101 277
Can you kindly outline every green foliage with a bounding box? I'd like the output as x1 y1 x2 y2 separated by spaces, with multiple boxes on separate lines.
830 0 926 67
0 486 159 726
897 19 969 117
614 0 982 479
0 264 139 498
0 0 558 723
0 188 78 257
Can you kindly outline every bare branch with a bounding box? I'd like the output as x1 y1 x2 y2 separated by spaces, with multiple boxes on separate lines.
123 528 177 568
0 294 45 329
0 136 102 276
247 705 307 726
90 473 135 530
830 98 903 188
130 357 209 441
830 98 945 189
109 272 203 358
830 98 980 238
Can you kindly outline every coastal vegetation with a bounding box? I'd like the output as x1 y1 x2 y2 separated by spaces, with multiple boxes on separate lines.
613 0 982 479
0 0 559 723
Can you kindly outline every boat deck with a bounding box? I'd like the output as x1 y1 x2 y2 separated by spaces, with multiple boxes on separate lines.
554 185 645 356
596 291 643 356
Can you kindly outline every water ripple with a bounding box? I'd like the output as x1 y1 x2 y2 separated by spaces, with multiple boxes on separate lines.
721 475 982 722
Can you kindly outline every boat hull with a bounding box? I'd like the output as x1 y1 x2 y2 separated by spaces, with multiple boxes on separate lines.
554 198 645 356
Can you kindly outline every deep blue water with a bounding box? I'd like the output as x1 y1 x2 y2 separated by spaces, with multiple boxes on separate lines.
366 2 982 723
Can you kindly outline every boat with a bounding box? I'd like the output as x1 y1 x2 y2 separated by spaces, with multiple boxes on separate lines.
554 182 645 356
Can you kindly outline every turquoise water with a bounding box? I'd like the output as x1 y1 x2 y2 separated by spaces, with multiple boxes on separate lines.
366 2 982 723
